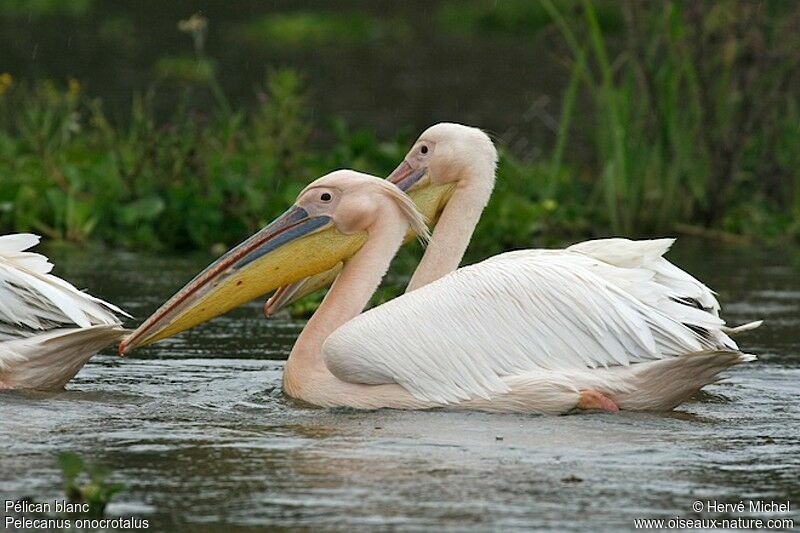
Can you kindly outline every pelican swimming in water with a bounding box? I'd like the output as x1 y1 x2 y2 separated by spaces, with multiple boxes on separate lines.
264 123 761 410
0 233 129 390
121 161 760 413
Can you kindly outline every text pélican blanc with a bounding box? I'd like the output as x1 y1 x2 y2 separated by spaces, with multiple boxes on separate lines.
5 500 150 530
7 499 89 514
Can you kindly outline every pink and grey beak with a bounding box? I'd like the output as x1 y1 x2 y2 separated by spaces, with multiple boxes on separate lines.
119 204 366 354
387 160 428 192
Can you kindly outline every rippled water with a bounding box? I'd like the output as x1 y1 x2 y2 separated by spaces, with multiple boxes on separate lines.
2 240 798 531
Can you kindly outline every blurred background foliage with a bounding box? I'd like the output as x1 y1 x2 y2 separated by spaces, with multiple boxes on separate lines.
0 0 799 258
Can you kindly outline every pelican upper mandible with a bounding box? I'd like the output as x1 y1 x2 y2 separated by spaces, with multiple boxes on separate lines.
0 233 129 390
121 163 760 414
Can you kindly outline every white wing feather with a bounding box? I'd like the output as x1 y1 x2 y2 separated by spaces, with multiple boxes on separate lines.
0 233 129 338
323 240 740 404
567 238 721 315
0 234 130 390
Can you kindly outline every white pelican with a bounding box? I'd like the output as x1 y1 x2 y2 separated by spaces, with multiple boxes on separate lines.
120 164 759 414
0 234 129 390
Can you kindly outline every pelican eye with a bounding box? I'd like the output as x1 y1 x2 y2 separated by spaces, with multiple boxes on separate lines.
320 192 332 202
421 145 429 154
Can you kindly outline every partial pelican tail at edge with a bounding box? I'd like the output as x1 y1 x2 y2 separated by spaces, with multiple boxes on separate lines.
0 325 128 390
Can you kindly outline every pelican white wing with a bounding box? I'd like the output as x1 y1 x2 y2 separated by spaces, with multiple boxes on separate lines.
0 234 129 389
323 239 745 404
0 233 128 338
567 238 720 315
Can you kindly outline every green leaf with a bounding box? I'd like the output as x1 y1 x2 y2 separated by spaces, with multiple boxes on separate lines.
58 452 84 481
121 196 165 225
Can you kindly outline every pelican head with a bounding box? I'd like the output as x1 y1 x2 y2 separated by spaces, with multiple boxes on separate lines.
262 123 499 316
119 170 428 353
388 122 498 200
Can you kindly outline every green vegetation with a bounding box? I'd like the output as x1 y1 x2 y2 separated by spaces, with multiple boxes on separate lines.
59 452 125 516
155 56 216 84
1 1 798 256
435 0 622 38
0 0 92 18
241 11 410 48
540 0 800 238
0 72 409 250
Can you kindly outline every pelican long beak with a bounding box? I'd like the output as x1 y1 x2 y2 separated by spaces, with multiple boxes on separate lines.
119 205 366 353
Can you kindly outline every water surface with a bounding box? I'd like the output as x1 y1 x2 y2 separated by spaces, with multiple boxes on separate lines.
2 240 798 531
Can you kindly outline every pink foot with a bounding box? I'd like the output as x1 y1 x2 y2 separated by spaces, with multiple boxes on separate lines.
577 389 619 412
